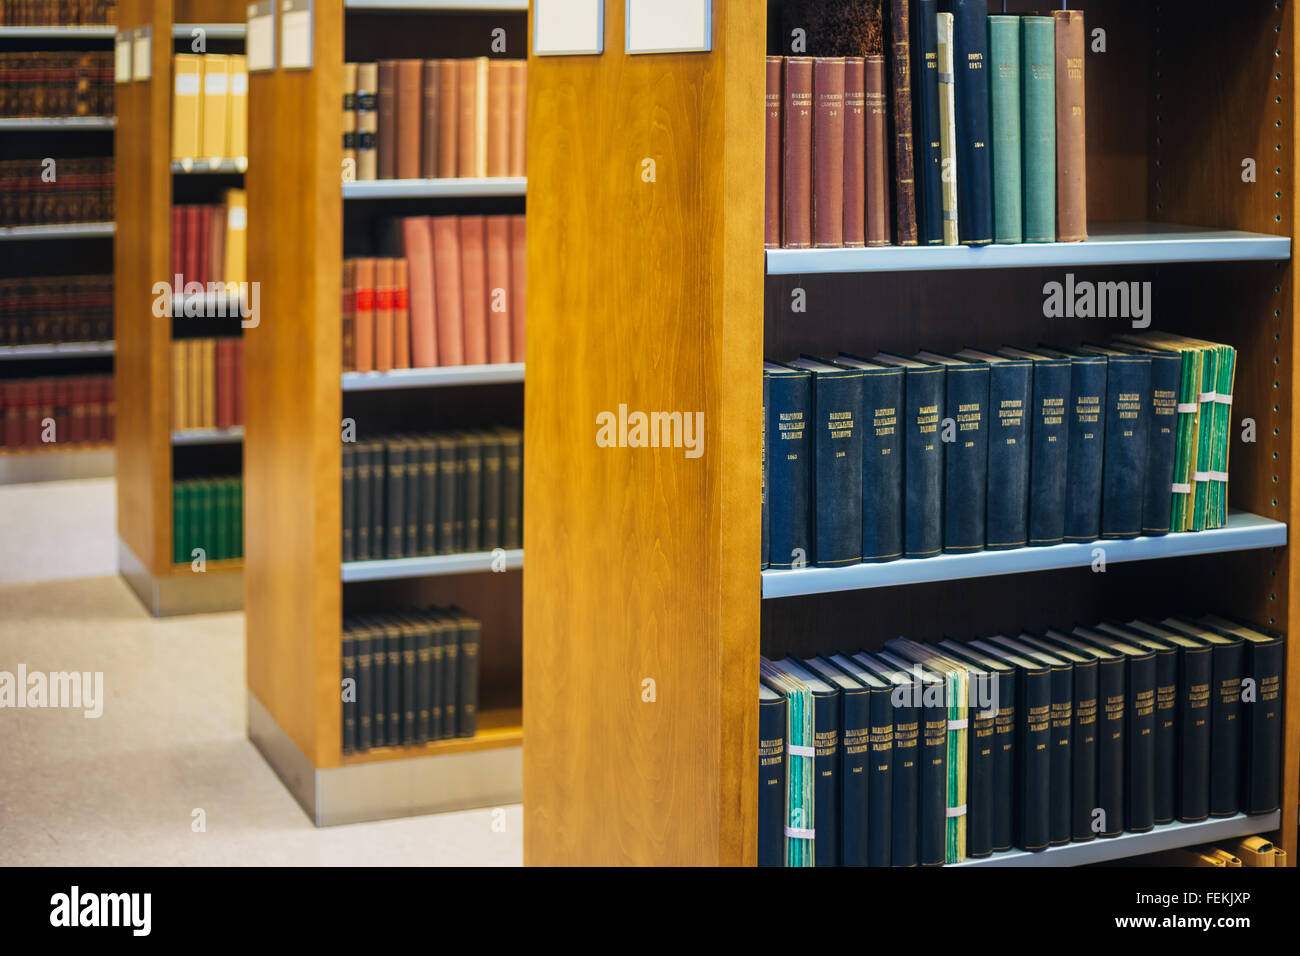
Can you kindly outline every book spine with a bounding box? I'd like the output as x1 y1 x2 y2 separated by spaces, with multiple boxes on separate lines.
1209 641 1244 816
1046 663 1073 846
464 435 483 551
460 215 489 365
761 373 769 570
1100 355 1151 539
990 671 1016 851
341 628 356 755
890 695 920 866
501 432 522 549
951 0 993 245
935 13 959 246
941 364 988 553
903 367 944 558
355 443 371 560
370 442 386 560
437 60 459 178
431 217 465 365
1054 10 1087 240
401 628 416 744
385 443 405 558
371 624 387 747
453 439 467 551
987 15 1022 243
985 360 1031 550
862 368 904 562
764 57 782 249
1062 356 1107 542
1069 660 1099 841
508 61 526 177
480 437 501 550
965 674 996 857
1243 638 1283 813
842 58 866 248
1142 353 1181 535
1095 657 1126 835
377 60 396 180
386 628 401 745
486 60 510 178
865 56 891 246
404 443 420 554
781 58 814 249
509 215 526 363
766 371 812 569
1152 649 1178 824
356 631 372 751
458 618 479 737
1125 653 1157 832
429 623 443 740
396 59 422 180
911 0 942 244
887 0 917 244
1017 665 1052 851
918 695 948 865
866 686 894 866
415 624 432 744
441 621 457 739
486 217 512 364
420 440 438 554
1176 645 1212 821
420 60 439 179
757 692 787 866
457 59 478 177
341 445 355 562
1020 17 1055 242
1027 359 1070 545
811 369 863 566
839 686 872 867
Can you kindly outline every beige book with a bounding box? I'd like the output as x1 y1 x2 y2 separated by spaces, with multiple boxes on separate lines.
172 54 204 161
475 57 489 177
201 339 216 427
356 62 379 181
171 341 187 430
226 55 248 162
222 189 248 287
186 339 203 428
200 54 231 159
343 61 358 171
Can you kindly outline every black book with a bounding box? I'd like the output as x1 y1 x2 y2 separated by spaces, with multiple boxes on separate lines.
836 355 904 562
955 349 1032 551
917 351 989 553
1109 343 1180 535
429 611 445 741
999 347 1070 546
937 639 1016 853
1078 345 1152 539
385 439 406 560
452 436 468 551
499 428 523 549
990 634 1073 847
787 356 866 567
969 638 1051 852
948 0 993 245
772 657 841 867
383 618 402 746
341 625 357 755
439 611 459 740
341 444 356 562
873 353 945 559
828 653 895 866
436 435 458 555
761 370 770 570
400 618 418 745
855 651 920 867
355 441 373 560
419 436 439 556
912 0 944 245
1038 347 1108 543
878 649 948 867
764 361 813 569
480 433 502 551
463 432 484 552
403 438 421 556
452 607 480 737
355 621 374 751
414 614 433 744
368 618 387 748
807 656 873 867
757 683 787 867
368 443 386 561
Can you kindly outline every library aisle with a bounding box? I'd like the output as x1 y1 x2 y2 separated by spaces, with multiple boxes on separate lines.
0 478 522 866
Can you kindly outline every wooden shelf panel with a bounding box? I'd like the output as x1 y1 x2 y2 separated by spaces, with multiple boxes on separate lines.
343 548 522 582
0 117 115 130
342 363 523 390
171 426 244 445
339 707 522 764
0 222 113 241
762 512 1287 599
766 223 1292 275
342 177 525 199
0 342 114 360
169 557 243 576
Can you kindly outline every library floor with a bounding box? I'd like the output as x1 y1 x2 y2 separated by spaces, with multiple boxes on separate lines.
0 477 523 866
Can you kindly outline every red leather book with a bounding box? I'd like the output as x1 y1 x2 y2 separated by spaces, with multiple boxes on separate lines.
402 216 438 367
843 57 866 248
431 217 465 365
170 206 184 283
887 0 918 245
3 382 21 447
342 258 356 372
459 216 488 365
421 60 441 179
485 216 511 364
865 56 890 246
764 57 781 249
216 338 235 428
392 258 411 369
437 61 459 178
507 60 526 177
209 201 227 284
196 205 213 287
486 60 510 178
184 205 202 286
374 257 395 372
31 379 51 445
396 59 423 180
377 60 398 179
353 257 377 372
68 377 86 444
812 57 846 248
53 377 70 446
781 57 813 249
231 342 243 428
509 215 525 364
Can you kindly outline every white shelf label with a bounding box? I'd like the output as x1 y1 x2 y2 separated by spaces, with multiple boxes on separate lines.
625 0 711 54
247 1 275 73
533 0 603 56
280 0 313 71
114 32 131 84
132 26 152 81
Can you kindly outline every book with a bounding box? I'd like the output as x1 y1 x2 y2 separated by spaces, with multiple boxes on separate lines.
773 657 840 866
873 353 944 558
854 651 920 867
757 684 787 866
420 60 440 178
955 349 1030 550
805 656 873 867
835 355 903 562
950 0 992 245
509 215 526 363
458 58 488 177
200 54 230 160
343 61 359 173
460 216 489 365
507 60 526 177
486 217 512 364
402 217 437 368
396 58 422 180
911 0 942 245
1020 16 1055 242
782 57 814 249
374 258 395 373
172 54 202 160
987 15 1022 243
1079 346 1152 539
935 12 958 245
999 347 1069 546
341 444 355 562
377 60 397 180
764 57 782 249
885 0 918 244
843 57 866 248
356 62 379 181
865 55 891 246
1054 9 1087 240
432 217 465 365
827 653 895 866
916 351 988 553
1038 348 1107 542
486 59 510 178
437 59 459 178
1109 343 1181 535
760 657 815 867
764 362 812 569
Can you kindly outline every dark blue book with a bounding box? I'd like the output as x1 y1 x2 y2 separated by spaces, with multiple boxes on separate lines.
1080 346 1152 540
878 649 948 867
1110 343 1181 536
912 0 944 245
773 658 841 866
763 362 812 569
788 357 866 567
957 349 1032 551
874 353 945 559
761 370 770 568
837 355 904 562
807 657 874 867
1040 347 1108 543
855 651 920 867
999 347 1070 546
757 683 787 866
948 0 993 245
829 653 895 866
919 351 990 553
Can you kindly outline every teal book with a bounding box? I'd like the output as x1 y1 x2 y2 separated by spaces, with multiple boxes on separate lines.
988 15 1022 243
1020 15 1055 242
760 657 815 867
173 484 187 564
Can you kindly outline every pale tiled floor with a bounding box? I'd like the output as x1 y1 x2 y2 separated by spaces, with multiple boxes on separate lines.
0 477 522 866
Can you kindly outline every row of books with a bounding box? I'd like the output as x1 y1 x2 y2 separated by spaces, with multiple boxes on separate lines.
0 274 112 346
168 193 248 288
1155 836 1286 868
344 58 526 181
0 374 114 448
0 52 113 117
759 616 1282 866
768 4 1086 248
342 428 522 563
762 333 1236 570
172 476 242 564
343 214 525 372
170 337 243 432
0 0 113 25
172 54 248 162
0 156 112 227
341 607 482 753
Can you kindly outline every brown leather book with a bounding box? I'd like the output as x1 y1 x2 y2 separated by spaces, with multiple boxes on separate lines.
812 58 846 248
431 217 465 365
396 59 423 180
374 257 395 372
343 61 358 174
485 217 511 364
420 60 440 179
402 217 438 367
1054 9 1087 242
458 58 488 178
353 257 376 372
216 338 235 429
507 61 526 177
865 55 890 245
393 258 411 369
460 216 488 365
842 57 866 247
209 201 226 283
781 57 813 249
342 258 357 372
887 0 917 244
232 340 244 427
357 63 379 181
509 215 525 363
764 56 781 249
486 60 510 178
377 60 398 180
437 60 459 178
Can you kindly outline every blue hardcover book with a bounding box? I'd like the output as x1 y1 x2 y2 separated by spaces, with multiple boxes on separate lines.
957 348 1031 550
1111 343 1181 536
1079 346 1152 540
855 650 920 867
1032 631 1101 842
761 370 770 568
919 351 990 552
1000 347 1070 546
912 0 944 245
837 354 904 562
829 653 895 867
757 683 787 866
878 649 949 867
948 0 993 245
807 657 874 867
764 362 812 569
773 658 841 866
1040 347 1108 543
874 353 945 559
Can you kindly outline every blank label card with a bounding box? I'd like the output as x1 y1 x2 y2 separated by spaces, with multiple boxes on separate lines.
626 0 711 54
534 0 604 56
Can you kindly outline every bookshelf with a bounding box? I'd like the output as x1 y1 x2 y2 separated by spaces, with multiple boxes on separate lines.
114 0 247 616
522 0 1300 866
244 0 528 824
0 116 117 129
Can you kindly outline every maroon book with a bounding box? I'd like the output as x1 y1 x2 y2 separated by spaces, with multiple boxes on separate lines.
842 57 866 248
781 57 814 249
812 58 846 248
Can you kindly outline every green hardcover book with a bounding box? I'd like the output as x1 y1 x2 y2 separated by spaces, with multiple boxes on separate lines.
988 15 1022 244
214 478 231 561
173 482 188 564
199 480 216 560
1210 343 1236 529
187 481 203 564
233 478 243 559
760 656 815 867
1020 15 1055 242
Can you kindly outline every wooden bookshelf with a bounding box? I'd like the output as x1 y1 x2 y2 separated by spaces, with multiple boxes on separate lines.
522 0 1300 865
114 0 246 617
244 0 528 825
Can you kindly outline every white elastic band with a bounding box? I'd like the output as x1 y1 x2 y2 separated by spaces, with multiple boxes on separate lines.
1193 470 1229 482
1171 482 1192 494
1176 403 1198 413
1199 391 1217 402
947 805 967 818
1212 394 1233 405
948 719 968 730
784 826 815 839
787 744 814 758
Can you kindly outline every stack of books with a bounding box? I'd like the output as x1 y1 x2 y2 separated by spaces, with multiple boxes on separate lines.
172 476 243 563
0 156 112 226
170 337 243 433
171 54 248 164
0 274 112 346
0 51 113 117
0 373 113 448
